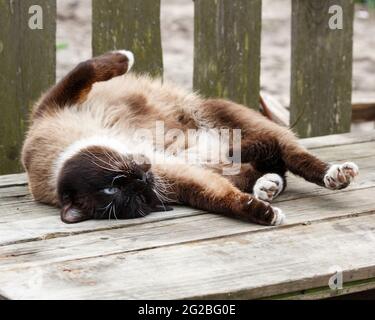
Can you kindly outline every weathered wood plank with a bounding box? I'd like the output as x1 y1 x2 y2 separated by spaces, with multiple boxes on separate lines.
0 205 205 246
1 214 375 300
193 0 261 108
1 184 375 272
0 133 375 299
290 0 354 138
0 0 56 174
267 277 375 300
0 169 373 246
303 140 375 161
300 130 375 149
92 0 163 77
0 186 32 205
0 173 27 188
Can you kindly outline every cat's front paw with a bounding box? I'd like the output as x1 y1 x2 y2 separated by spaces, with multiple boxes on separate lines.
244 197 286 226
270 207 286 226
324 162 359 190
253 173 284 202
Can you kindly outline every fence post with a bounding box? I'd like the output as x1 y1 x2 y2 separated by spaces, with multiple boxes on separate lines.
0 0 56 174
194 0 261 109
290 0 354 138
92 0 163 78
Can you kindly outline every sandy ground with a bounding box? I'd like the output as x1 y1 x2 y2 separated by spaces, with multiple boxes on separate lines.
57 0 375 108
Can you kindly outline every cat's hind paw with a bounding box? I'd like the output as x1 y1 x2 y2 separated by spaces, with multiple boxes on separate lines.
112 50 135 71
253 173 284 202
324 162 359 190
90 50 135 82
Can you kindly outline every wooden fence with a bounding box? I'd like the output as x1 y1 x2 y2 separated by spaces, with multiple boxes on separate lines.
0 0 354 174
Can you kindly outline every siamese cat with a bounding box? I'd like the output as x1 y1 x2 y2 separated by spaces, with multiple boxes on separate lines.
22 50 359 225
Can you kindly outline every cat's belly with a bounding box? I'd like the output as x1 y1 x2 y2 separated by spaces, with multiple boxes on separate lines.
145 130 233 168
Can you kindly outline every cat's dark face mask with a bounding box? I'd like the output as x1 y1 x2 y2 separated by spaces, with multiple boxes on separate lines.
57 146 172 224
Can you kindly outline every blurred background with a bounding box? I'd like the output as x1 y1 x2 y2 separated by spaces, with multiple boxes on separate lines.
57 0 375 127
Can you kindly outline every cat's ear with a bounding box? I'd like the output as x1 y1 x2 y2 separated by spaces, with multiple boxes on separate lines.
61 204 89 224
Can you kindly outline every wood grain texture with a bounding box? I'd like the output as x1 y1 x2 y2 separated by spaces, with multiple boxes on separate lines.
0 132 374 299
0 0 56 174
1 215 375 300
193 0 261 109
268 278 375 300
290 0 354 138
300 130 375 149
0 173 27 188
92 0 163 77
0 168 373 247
1 185 375 271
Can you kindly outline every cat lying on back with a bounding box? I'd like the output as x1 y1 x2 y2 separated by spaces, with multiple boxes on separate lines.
22 50 359 225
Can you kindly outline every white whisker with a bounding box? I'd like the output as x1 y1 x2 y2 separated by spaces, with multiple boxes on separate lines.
112 203 119 221
112 174 126 186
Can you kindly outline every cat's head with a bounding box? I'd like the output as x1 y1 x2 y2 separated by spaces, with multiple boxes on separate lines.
57 146 170 224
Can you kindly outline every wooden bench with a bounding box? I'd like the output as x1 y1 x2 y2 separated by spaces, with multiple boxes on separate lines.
1 131 375 300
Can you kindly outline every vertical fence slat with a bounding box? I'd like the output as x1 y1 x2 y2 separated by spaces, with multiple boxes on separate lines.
193 0 261 109
290 0 354 138
92 0 163 78
0 0 56 174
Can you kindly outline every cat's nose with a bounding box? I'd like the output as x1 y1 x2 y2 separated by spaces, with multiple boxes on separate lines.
133 168 154 189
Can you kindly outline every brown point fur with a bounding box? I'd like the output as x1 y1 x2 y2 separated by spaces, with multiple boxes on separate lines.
22 52 332 225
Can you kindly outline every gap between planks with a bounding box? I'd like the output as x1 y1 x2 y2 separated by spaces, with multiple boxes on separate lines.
1 209 375 273
264 276 375 300
2 177 375 269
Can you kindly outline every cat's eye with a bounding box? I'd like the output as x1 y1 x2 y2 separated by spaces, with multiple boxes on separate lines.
102 187 120 195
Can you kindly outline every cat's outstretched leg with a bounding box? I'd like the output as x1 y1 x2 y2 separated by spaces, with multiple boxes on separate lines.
281 143 359 189
198 99 359 190
153 164 286 226
33 50 134 118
